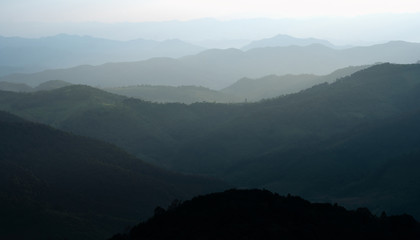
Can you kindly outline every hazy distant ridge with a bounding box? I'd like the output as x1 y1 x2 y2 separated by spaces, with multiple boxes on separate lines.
2 41 419 89
0 80 72 92
0 34 205 76
242 34 335 50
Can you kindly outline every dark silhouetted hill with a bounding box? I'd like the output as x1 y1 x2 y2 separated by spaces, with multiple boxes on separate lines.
109 189 420 240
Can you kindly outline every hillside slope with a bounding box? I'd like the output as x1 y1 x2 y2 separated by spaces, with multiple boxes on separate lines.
105 85 241 104
221 65 368 101
0 111 226 240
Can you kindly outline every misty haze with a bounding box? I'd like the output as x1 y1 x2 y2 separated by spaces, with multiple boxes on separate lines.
1 0 420 239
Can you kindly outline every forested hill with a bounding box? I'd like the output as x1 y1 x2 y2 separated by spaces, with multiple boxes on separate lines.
219 65 369 102
1 63 420 220
2 63 419 169
0 111 227 240
109 189 420 240
0 65 368 103
0 80 72 92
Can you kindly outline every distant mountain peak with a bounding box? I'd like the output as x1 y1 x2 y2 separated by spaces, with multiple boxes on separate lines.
242 34 335 50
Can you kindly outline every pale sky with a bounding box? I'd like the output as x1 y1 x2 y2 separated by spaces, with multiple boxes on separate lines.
1 0 420 22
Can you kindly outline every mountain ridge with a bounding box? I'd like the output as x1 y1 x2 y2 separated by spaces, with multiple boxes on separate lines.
1 63 420 220
242 34 335 50
2 41 419 89
0 34 205 76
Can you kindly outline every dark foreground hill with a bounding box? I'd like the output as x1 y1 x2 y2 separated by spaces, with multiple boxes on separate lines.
109 189 420 240
0 111 227 240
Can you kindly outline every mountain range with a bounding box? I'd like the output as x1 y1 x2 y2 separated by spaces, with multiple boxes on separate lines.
1 63 420 220
2 18 420 240
2 41 419 89
0 34 204 76
0 65 368 104
242 34 336 50
103 65 369 103
5 15 420 47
